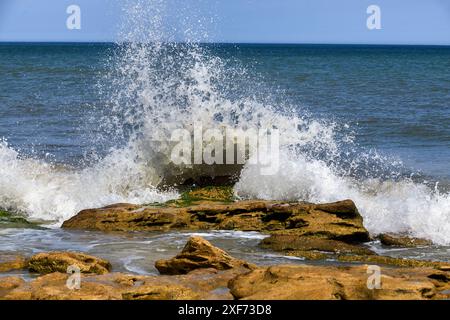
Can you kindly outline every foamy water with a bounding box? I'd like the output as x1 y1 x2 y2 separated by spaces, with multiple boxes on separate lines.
0 0 449 245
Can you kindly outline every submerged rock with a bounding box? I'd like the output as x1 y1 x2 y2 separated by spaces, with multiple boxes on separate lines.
28 251 112 275
155 236 256 275
260 234 375 259
0 252 28 272
336 254 450 270
378 233 433 247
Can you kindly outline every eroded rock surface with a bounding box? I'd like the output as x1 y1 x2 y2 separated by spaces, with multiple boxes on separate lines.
229 264 450 300
28 251 112 275
155 236 256 275
0 252 28 272
0 269 240 300
1 237 450 300
378 233 433 247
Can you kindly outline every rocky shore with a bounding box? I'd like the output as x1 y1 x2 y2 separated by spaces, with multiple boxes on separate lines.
1 187 449 300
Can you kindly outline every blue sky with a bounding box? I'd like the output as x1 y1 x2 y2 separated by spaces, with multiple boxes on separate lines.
0 0 449 44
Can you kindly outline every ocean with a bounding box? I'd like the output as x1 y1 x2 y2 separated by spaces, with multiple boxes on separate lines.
0 42 449 271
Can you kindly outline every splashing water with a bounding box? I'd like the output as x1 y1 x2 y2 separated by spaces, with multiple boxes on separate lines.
0 0 449 244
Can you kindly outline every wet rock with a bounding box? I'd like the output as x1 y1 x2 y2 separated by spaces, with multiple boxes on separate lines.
378 233 433 247
0 210 37 229
62 203 192 232
2 272 122 300
0 276 26 297
155 236 255 275
62 189 370 246
122 284 200 300
337 254 450 270
267 200 370 242
260 234 375 259
28 251 112 275
229 264 450 300
0 268 240 300
180 186 234 203
0 252 28 272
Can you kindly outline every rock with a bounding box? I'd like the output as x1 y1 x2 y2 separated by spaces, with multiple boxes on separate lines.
0 210 36 229
155 236 255 275
0 276 26 297
0 268 241 300
378 233 433 247
62 203 192 232
28 251 112 275
260 234 375 260
266 200 369 242
179 186 234 203
62 192 369 244
0 252 28 272
3 264 450 300
121 268 240 300
337 254 450 270
122 284 200 300
2 272 122 300
229 264 450 300
62 193 371 263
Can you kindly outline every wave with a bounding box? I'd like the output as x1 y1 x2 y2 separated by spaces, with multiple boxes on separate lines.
0 139 178 224
235 151 450 245
0 0 449 244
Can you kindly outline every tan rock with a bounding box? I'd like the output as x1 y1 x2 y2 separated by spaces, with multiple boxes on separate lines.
62 197 369 245
3 272 122 300
1 268 241 300
229 264 450 300
122 284 200 300
0 252 28 272
378 233 432 247
155 236 255 275
0 276 26 298
337 254 450 270
260 234 375 258
28 251 112 275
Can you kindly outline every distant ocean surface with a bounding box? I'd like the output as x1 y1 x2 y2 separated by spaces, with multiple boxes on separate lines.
1 43 449 179
0 42 449 246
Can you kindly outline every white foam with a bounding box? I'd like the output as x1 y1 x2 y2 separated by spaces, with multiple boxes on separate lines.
235 152 450 245
0 0 449 245
0 140 177 224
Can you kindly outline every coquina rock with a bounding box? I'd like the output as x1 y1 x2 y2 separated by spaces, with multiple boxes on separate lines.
229 264 450 300
1 238 450 300
0 276 26 297
378 233 432 247
0 269 241 300
155 236 256 275
28 251 112 275
0 252 28 272
62 198 368 241
62 187 371 259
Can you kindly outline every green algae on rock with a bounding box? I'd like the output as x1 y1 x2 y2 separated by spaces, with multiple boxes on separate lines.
378 233 433 247
28 251 112 275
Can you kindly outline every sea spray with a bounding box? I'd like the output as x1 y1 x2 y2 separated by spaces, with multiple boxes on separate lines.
0 0 449 245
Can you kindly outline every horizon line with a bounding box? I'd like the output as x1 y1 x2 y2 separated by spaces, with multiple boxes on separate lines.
0 40 450 47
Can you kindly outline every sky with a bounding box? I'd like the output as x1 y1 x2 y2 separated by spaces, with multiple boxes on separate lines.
0 0 449 44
